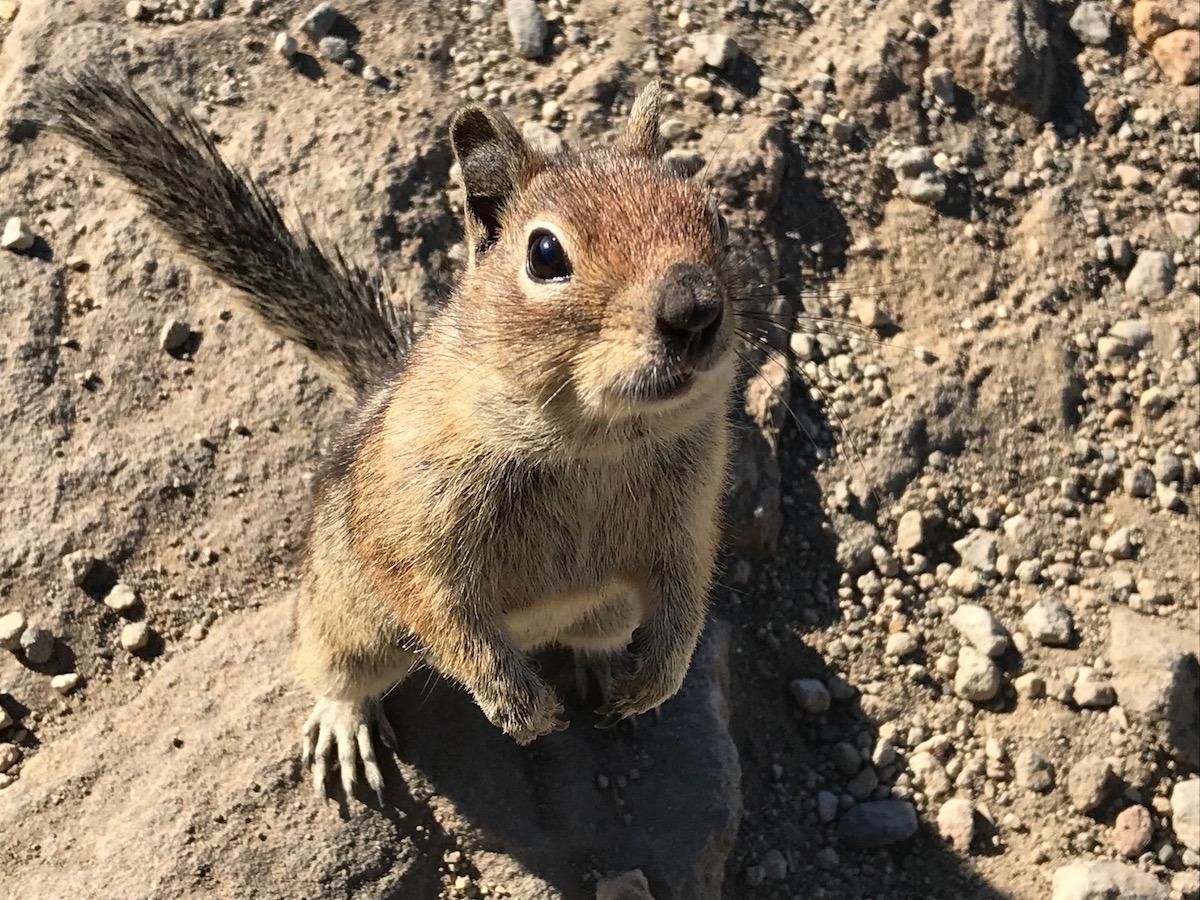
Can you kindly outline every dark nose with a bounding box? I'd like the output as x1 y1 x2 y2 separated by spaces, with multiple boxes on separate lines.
654 263 724 363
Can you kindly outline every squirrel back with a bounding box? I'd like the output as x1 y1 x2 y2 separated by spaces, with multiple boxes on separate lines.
33 71 409 398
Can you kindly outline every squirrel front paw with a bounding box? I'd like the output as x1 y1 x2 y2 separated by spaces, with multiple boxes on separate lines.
597 655 685 726
479 675 567 745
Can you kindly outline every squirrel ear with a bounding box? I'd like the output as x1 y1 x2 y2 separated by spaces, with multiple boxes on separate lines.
450 106 537 264
619 82 665 158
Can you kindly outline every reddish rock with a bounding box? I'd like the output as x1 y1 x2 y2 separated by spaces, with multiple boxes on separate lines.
1152 29 1200 85
1112 805 1154 857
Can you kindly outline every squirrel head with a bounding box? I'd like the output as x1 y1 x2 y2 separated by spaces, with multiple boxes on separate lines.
449 83 736 430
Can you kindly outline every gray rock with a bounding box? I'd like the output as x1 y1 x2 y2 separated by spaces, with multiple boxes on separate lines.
1015 748 1054 793
159 320 190 353
837 800 919 849
954 531 998 574
0 611 26 651
886 147 947 205
1173 779 1200 853
954 647 1001 701
951 604 1010 657
817 791 839 822
274 32 298 59
596 869 653 900
790 678 831 714
896 510 926 551
1068 756 1114 813
937 797 975 851
761 848 787 881
1109 607 1200 767
317 35 351 61
1125 251 1175 299
1069 2 1113 46
847 766 879 801
505 0 546 59
20 626 54 665
1124 463 1156 498
299 2 338 40
1051 860 1167 900
1023 597 1073 646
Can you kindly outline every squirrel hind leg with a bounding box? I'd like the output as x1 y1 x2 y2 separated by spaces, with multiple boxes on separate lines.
303 695 398 807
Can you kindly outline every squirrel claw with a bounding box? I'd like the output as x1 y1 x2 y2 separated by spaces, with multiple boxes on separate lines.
302 695 396 805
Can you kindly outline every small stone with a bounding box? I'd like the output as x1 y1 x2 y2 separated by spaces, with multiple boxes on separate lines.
954 531 998 575
120 621 151 653
1015 748 1055 793
274 32 298 59
1173 779 1200 853
1068 756 1114 813
1109 319 1152 353
50 673 81 695
0 706 10 730
1125 250 1175 299
896 510 925 551
947 567 981 596
2 217 35 252
838 800 918 849
595 869 653 900
1051 861 1168 900
761 848 787 881
1139 386 1170 419
1112 805 1153 857
317 35 351 61
1152 29 1200 86
950 604 1010 657
1023 597 1073 646
847 766 879 801
505 0 547 59
20 626 54 665
0 743 20 773
852 297 888 329
1014 672 1047 699
0 0 19 22
1133 2 1181 46
954 647 1001 702
1167 212 1199 242
1073 675 1116 709
886 148 947 206
0 611 26 650
694 33 739 69
886 631 920 658
925 66 956 105
159 320 190 353
299 2 338 40
1104 527 1136 559
1124 463 1156 498
1069 2 1113 46
790 678 831 714
817 790 839 822
937 798 976 851
104 583 139 614
683 76 713 101
124 0 143 20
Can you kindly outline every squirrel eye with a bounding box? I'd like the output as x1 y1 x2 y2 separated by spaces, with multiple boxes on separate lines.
527 230 571 282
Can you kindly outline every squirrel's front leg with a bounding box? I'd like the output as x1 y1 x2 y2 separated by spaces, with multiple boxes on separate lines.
599 561 711 725
422 589 567 745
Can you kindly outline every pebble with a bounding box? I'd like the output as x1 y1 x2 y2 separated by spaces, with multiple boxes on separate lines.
954 647 1001 702
847 766 879 801
1124 463 1155 498
20 626 54 665
1103 527 1135 559
950 604 1010 657
1173 779 1200 853
104 583 139 614
789 678 831 714
1151 29 1200 86
1051 861 1167 900
885 631 920 658
1069 2 1113 46
1124 250 1175 299
954 531 998 574
886 148 947 206
694 32 739 69
595 869 652 900
1023 597 1073 646
124 0 143 18
0 743 20 773
925 66 956 105
505 0 546 59
0 611 26 650
299 2 338 40
683 76 713 101
2 216 35 252
761 848 787 881
817 790 839 822
120 621 151 653
1068 756 1114 813
274 32 298 59
159 320 190 353
1112 805 1153 857
1074 675 1115 709
1015 748 1055 793
317 35 351 61
896 510 925 551
937 797 976 851
947 567 981 596
51 673 81 695
0 706 10 730
836 800 918 849
1014 672 1047 699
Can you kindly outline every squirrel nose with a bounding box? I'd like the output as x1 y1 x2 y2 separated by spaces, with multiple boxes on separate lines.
654 263 725 363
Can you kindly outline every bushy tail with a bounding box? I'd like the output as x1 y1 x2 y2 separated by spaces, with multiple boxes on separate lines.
33 70 409 397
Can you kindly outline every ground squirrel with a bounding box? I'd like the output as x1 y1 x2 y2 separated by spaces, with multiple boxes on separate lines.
37 72 740 803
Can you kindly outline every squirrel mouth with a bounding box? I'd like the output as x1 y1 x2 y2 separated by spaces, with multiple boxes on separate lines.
619 367 696 405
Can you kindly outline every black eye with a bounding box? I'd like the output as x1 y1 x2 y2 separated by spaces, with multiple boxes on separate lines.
527 230 571 282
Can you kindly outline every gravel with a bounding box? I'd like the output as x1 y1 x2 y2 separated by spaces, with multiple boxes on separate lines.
1023 597 1074 646
949 604 1010 657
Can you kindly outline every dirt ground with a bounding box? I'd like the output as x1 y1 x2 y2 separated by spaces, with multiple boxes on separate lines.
1 1 1198 899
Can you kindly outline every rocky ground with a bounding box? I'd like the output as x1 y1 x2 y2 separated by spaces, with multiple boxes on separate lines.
1 0 1198 898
